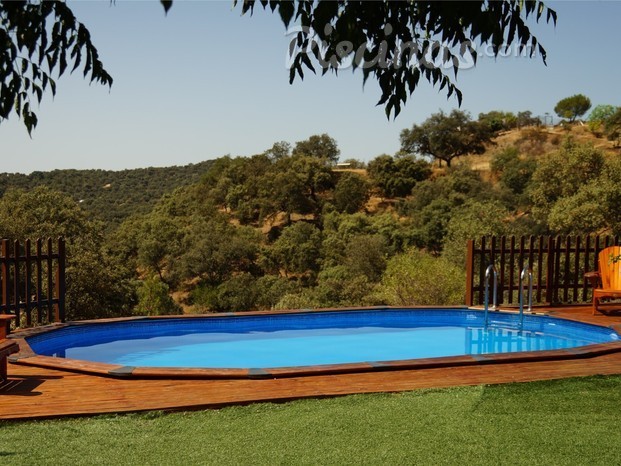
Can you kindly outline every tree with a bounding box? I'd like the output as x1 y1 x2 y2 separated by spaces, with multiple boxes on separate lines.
554 94 592 122
367 154 431 197
292 134 340 165
0 0 112 134
515 111 540 127
270 221 322 278
242 1 556 119
264 141 291 161
0 186 136 320
177 217 261 285
604 108 621 146
261 154 335 222
490 146 536 199
343 235 387 282
400 110 493 167
587 104 617 128
333 172 370 214
529 139 606 228
1 1 556 132
442 200 510 266
400 165 498 253
478 110 517 133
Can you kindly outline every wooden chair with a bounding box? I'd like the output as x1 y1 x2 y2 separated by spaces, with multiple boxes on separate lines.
0 315 18 383
591 246 621 315
0 339 18 383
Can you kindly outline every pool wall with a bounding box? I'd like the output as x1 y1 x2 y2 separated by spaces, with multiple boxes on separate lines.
9 306 621 380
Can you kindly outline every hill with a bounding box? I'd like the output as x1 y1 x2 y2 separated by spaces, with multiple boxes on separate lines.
0 161 214 226
462 123 619 174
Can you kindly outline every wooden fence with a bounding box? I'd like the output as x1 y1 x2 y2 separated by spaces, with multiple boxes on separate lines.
1 238 66 333
465 235 620 306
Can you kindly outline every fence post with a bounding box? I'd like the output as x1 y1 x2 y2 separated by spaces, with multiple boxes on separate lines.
55 238 66 323
465 239 474 306
545 236 555 304
1 240 8 313
25 239 32 327
13 240 20 325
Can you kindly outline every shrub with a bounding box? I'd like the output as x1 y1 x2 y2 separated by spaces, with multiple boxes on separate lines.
376 249 465 306
191 274 260 313
134 276 181 316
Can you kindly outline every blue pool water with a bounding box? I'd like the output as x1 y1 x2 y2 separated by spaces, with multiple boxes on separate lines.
26 309 619 369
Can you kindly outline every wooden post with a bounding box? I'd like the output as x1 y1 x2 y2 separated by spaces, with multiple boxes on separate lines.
47 238 54 321
25 239 32 327
1 240 8 314
573 235 581 302
478 236 487 306
536 236 544 303
0 314 15 339
465 239 474 306
56 238 66 322
12 240 20 326
499 236 506 305
508 236 516 304
545 236 555 305
36 239 43 324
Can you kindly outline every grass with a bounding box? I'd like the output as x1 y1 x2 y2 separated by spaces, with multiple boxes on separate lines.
2 375 621 465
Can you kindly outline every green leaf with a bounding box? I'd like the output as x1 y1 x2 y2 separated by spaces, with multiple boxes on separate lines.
160 0 173 14
277 1 294 28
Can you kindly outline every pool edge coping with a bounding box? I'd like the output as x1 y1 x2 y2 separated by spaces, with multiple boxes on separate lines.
8 306 621 380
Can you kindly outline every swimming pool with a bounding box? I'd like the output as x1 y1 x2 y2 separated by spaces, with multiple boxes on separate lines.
16 307 621 378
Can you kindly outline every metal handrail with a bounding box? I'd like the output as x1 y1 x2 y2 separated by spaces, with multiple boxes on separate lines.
518 266 533 330
483 264 498 327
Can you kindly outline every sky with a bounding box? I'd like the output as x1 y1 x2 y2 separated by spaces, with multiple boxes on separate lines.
1 0 620 174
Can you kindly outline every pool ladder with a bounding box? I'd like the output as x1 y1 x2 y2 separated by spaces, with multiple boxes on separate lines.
484 265 533 331
483 265 498 328
518 266 533 331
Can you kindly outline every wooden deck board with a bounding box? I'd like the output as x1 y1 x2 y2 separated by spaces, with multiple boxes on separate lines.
2 306 621 420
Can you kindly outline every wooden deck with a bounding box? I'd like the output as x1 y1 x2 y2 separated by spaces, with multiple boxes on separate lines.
2 306 621 421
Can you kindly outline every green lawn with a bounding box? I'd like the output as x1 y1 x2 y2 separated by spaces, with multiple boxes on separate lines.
2 375 621 465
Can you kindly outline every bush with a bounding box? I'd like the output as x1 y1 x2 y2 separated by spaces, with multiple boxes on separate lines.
191 274 261 313
312 266 376 308
134 276 181 316
254 275 299 310
376 249 465 306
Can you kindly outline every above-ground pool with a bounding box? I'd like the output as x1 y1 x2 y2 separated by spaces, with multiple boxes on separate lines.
14 308 621 378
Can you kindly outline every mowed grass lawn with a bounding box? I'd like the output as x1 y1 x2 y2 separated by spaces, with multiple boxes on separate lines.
2 375 621 465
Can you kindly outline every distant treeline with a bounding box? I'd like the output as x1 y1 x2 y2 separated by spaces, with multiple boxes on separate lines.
0 160 214 226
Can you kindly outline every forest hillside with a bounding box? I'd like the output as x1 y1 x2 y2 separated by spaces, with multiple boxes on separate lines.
0 160 214 226
2 116 620 321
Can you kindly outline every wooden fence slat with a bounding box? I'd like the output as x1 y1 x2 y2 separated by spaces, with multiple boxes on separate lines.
536 236 543 302
36 239 43 324
508 236 516 304
465 240 474 306
25 239 32 327
13 240 20 325
478 236 486 306
0 237 66 333
1 240 8 314
464 235 618 308
56 238 66 322
46 238 54 320
562 236 570 303
499 236 506 305
582 235 591 302
573 236 581 302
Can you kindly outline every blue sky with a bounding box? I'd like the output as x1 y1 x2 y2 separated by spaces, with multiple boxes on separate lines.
2 0 620 174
